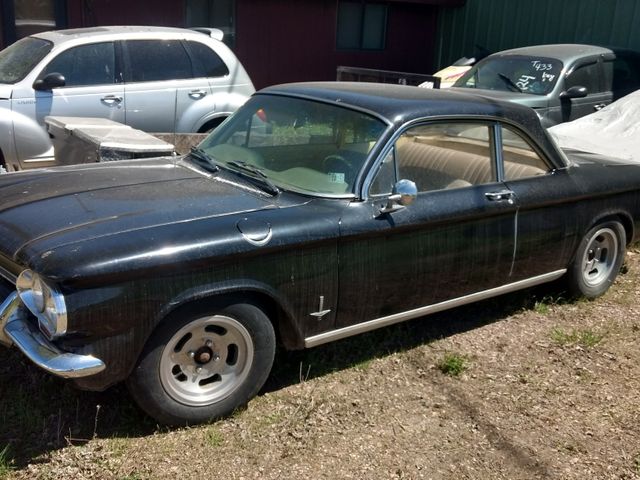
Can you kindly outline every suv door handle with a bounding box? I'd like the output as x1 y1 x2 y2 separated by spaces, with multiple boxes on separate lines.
188 90 207 99
485 189 515 203
101 95 123 106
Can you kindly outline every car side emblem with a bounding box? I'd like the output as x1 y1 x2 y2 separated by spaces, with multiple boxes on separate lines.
310 295 331 320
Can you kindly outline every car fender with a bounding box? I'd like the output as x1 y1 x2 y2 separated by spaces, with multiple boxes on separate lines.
1 107 53 168
0 105 18 167
155 279 303 349
176 91 252 133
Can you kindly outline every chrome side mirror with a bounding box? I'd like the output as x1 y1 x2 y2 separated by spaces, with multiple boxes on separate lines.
379 179 417 214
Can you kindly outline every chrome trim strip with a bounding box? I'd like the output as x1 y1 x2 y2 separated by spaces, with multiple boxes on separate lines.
304 269 567 348
0 292 105 378
0 266 17 285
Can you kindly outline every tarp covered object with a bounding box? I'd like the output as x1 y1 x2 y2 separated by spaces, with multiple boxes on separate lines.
549 90 640 161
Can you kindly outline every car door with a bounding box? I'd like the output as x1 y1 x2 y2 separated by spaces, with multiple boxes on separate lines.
335 121 519 329
499 124 582 280
11 41 125 162
123 39 211 133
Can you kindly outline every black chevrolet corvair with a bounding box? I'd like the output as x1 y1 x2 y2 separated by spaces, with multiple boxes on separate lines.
0 82 638 425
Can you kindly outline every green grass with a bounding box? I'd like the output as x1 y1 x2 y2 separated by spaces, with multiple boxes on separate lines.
550 328 604 348
437 352 468 377
204 427 223 448
0 445 14 478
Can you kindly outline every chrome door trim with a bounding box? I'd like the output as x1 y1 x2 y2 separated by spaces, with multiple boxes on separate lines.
304 269 566 348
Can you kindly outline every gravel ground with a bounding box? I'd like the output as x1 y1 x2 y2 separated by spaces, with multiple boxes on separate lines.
1 250 640 480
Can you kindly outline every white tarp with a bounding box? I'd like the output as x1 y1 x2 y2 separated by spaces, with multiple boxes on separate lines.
548 90 640 161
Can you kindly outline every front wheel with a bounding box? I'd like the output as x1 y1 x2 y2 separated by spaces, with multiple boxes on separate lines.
127 303 276 426
566 221 626 299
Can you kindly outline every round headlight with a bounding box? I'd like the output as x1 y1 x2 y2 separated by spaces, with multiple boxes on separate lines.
31 275 45 312
17 270 67 338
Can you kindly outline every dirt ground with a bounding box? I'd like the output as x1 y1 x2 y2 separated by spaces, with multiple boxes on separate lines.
1 249 640 479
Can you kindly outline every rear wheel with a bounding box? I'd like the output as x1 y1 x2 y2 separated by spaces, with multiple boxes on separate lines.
127 302 275 426
566 221 626 299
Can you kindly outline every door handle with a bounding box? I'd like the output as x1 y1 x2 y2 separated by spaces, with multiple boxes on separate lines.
101 95 123 106
485 189 515 203
188 90 207 99
594 103 607 111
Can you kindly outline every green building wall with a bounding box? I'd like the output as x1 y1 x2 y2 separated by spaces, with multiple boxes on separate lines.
435 0 640 69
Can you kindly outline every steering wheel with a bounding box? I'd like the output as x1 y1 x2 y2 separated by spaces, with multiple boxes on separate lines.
322 154 352 183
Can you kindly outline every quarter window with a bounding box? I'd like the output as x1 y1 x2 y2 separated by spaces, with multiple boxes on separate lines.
40 42 115 87
125 40 193 83
501 127 548 180
336 1 387 50
185 41 229 78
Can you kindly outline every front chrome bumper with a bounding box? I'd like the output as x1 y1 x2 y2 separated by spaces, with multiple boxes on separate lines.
0 292 105 378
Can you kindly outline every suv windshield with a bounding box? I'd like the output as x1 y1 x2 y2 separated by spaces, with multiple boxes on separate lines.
199 95 387 196
0 37 52 84
454 55 563 95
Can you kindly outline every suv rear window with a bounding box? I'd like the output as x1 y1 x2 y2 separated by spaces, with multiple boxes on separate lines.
125 40 193 82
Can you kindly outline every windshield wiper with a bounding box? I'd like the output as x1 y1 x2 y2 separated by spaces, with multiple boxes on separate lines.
188 146 219 173
226 160 280 195
497 73 523 93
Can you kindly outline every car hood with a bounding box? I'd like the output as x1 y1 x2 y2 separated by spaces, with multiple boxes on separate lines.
448 87 548 108
0 84 12 100
0 157 285 266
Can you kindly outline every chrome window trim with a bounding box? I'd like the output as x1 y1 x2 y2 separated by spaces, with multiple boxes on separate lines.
0 266 17 285
304 269 566 348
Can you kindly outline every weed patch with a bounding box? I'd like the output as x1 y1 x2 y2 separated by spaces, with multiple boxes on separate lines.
437 352 468 377
551 328 604 348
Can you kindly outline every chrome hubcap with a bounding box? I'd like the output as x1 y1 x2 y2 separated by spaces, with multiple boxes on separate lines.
160 315 253 406
581 227 618 287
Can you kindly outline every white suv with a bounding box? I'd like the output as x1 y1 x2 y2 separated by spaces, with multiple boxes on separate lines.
0 26 255 171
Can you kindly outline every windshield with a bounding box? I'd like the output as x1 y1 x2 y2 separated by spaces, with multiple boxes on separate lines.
454 55 563 95
0 37 52 84
198 95 387 196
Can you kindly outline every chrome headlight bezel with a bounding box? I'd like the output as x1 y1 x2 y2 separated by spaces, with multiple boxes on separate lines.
16 270 67 339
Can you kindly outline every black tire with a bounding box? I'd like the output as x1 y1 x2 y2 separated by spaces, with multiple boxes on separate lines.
126 302 275 426
566 221 626 299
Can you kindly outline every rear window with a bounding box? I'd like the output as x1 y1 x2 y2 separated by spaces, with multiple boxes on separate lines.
0 37 52 84
124 40 193 82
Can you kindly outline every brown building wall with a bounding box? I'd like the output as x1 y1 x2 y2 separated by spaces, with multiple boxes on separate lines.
3 1 440 90
235 0 438 89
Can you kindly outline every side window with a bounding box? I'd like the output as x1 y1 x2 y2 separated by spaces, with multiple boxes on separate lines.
125 40 193 82
185 41 229 78
565 62 600 93
501 126 549 180
604 56 640 98
40 42 115 87
395 123 494 193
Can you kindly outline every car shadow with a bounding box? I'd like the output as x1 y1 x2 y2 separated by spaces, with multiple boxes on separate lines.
265 283 561 392
0 282 563 468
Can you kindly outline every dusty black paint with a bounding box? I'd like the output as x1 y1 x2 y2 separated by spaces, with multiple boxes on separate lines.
0 83 639 391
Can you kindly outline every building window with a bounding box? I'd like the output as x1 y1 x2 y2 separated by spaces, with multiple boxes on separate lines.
186 0 236 48
2 0 66 47
336 1 387 51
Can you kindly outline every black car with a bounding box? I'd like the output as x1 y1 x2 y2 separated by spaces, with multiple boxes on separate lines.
0 82 639 425
451 44 640 127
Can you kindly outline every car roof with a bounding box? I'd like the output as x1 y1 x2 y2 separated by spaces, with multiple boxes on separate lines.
32 25 209 43
261 81 538 126
490 43 639 62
